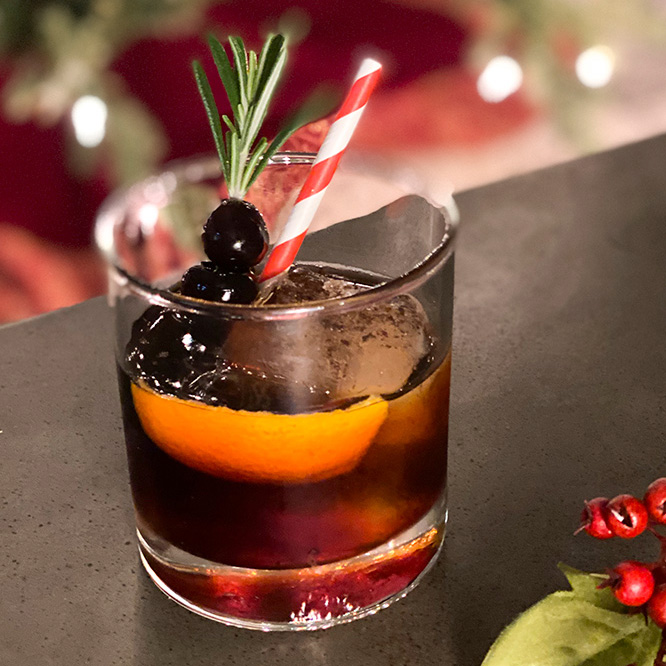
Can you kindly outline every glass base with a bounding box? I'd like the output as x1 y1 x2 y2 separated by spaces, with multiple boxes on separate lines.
137 505 446 631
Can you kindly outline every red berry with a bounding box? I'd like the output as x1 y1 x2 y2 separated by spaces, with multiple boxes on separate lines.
611 561 655 607
644 478 666 525
606 494 649 539
648 584 666 627
579 497 614 539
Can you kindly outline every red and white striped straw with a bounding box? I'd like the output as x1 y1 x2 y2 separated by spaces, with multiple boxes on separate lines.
259 57 382 282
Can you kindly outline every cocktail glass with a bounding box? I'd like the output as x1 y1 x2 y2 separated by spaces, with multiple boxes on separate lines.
95 152 457 630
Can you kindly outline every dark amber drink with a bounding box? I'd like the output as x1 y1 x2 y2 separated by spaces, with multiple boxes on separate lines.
118 364 449 624
117 264 450 627
98 153 456 629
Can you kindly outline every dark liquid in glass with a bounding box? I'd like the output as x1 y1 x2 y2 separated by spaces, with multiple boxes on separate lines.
118 265 450 623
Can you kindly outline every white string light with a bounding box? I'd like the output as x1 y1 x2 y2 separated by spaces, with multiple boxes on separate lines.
137 203 159 232
71 95 108 147
576 46 615 88
477 56 523 103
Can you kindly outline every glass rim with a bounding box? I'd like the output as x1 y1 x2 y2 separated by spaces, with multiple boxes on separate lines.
96 151 458 321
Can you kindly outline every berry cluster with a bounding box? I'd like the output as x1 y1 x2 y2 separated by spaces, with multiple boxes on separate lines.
578 478 666 623
178 199 268 304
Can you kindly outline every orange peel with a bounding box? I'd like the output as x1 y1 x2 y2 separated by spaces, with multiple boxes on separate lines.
374 351 451 448
131 383 388 484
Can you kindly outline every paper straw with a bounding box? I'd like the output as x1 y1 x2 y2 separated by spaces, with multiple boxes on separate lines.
259 57 382 282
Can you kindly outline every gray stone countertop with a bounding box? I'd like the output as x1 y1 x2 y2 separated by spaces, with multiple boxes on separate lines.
2 134 666 665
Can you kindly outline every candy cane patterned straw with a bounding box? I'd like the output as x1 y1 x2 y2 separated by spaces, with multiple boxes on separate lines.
259 57 382 283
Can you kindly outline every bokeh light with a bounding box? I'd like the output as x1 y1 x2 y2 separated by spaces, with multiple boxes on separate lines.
477 56 523 103
576 46 615 88
71 95 108 147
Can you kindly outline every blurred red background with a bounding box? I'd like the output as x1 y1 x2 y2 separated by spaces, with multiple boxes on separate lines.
0 0 558 322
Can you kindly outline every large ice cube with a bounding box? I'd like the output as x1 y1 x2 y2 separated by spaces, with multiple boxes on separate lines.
223 265 430 405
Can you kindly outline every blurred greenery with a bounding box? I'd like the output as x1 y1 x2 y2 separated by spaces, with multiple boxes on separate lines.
1 0 665 186
0 0 214 184
0 0 211 55
447 0 666 149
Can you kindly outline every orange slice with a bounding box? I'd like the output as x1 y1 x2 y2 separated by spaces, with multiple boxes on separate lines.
374 351 451 448
131 383 388 484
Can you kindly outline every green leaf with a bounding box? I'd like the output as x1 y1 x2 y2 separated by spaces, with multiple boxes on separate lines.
481 566 663 666
221 114 235 133
193 34 343 198
236 102 248 128
558 563 620 612
247 50 258 98
241 36 287 154
582 623 662 666
481 593 659 666
228 36 248 110
192 61 226 169
241 136 268 193
207 34 240 111
255 34 286 98
228 130 241 197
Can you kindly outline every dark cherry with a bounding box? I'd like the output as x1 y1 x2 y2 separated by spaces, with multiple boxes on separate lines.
214 272 259 304
202 199 268 271
125 305 219 395
181 262 258 304
180 263 223 300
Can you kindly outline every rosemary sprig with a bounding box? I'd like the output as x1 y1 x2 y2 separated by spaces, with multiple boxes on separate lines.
193 34 330 199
